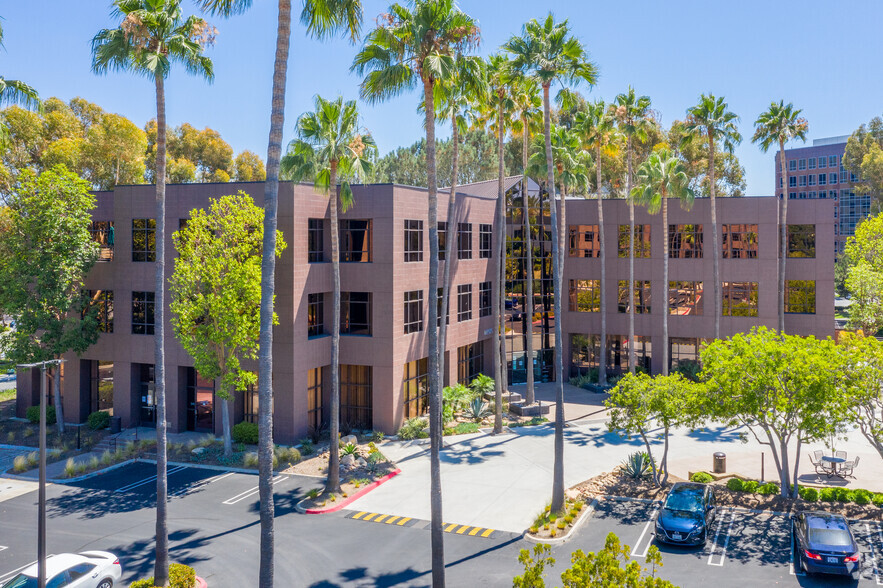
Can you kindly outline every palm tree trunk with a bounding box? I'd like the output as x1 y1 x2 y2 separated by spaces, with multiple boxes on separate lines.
778 141 787 334
52 364 64 435
257 2 291 586
596 144 607 386
493 101 504 434
543 84 565 515
709 136 720 340
153 71 169 588
522 116 535 404
661 194 669 376
327 161 341 495
423 78 445 588
438 112 460 394
627 138 636 374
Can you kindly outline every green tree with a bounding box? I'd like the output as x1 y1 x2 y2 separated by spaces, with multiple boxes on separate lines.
561 534 676 588
82 112 148 189
506 12 597 516
844 115 883 211
0 167 100 435
838 332 883 463
512 544 555 588
610 87 652 375
843 212 883 333
632 148 694 375
91 1 215 584
170 193 286 457
281 95 375 496
353 3 482 582
681 95 742 340
752 101 808 334
701 327 843 498
233 150 266 181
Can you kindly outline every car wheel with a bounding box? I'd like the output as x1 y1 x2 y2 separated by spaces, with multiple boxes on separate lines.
97 579 113 588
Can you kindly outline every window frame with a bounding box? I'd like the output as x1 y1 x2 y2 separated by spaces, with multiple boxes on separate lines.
457 222 473 260
479 281 492 317
457 284 473 322
132 218 156 263
341 291 372 335
307 292 325 338
721 281 759 317
403 290 424 334
479 223 492 259
308 218 325 263
340 219 372 263
131 291 155 335
404 219 424 262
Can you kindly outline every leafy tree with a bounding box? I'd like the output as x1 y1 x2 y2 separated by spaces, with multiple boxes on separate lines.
838 332 883 463
0 166 100 435
632 148 694 375
281 94 375 496
701 327 843 498
233 150 266 181
844 115 883 211
83 112 148 189
146 121 233 182
170 193 285 457
842 212 883 333
353 2 483 582
506 11 597 516
512 544 555 588
752 101 808 334
92 1 215 584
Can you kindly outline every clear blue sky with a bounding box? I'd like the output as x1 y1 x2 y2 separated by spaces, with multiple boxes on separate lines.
3 1 882 195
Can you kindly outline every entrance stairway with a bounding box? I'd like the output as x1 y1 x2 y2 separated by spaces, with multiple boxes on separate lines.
482 390 550 417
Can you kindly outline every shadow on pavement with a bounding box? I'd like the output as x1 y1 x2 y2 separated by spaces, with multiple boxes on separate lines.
685 425 745 443
106 528 211 582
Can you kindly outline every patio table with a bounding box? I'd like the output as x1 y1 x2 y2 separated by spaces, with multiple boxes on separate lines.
821 455 846 478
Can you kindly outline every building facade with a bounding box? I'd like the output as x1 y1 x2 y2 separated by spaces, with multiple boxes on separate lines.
775 136 866 256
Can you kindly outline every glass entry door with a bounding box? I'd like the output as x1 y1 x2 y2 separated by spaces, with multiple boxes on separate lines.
186 368 214 432
139 364 156 425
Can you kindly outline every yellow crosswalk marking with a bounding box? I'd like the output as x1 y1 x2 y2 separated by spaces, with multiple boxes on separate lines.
352 512 367 520
445 523 458 532
456 525 470 534
468 527 482 536
363 513 378 521
385 516 399 525
396 517 411 526
374 514 389 523
481 529 494 538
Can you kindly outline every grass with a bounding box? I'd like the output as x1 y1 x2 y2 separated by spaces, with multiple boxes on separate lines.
508 416 549 428
443 422 480 436
0 388 15 403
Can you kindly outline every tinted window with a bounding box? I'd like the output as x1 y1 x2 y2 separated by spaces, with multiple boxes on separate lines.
808 527 853 547
67 563 96 580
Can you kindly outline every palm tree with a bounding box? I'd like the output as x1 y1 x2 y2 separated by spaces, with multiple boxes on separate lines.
281 95 375 497
632 149 694 375
353 3 481 583
752 101 808 334
506 12 597 515
92 2 214 585
510 75 541 404
196 1 363 584
682 94 742 341
610 88 651 375
573 100 614 385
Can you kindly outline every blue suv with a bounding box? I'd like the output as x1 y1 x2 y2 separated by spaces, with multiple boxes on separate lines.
655 482 716 547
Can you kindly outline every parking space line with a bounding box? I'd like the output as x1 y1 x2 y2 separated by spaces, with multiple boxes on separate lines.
0 546 6 552
115 465 188 493
221 474 287 505
866 522 883 585
171 471 235 497
707 510 735 567
632 505 660 558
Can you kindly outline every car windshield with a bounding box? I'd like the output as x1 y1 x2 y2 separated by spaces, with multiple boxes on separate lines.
1 574 37 588
664 490 703 513
808 528 853 547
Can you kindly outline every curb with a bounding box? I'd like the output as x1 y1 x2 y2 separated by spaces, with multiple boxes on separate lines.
136 458 267 476
523 498 598 545
296 468 401 514
2 458 138 484
196 576 207 588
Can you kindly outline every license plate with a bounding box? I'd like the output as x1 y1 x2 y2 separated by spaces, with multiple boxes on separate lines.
672 533 682 540
827 557 838 563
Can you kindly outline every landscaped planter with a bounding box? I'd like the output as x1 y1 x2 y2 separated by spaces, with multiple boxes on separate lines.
524 496 594 543
296 468 401 514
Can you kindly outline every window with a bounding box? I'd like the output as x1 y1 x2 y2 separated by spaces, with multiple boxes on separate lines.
479 224 492 258
798 192 806 199
829 172 838 184
808 174 816 186
829 155 838 168
808 157 816 169
787 224 816 258
569 224 601 258
789 176 797 187
438 222 447 261
404 290 423 334
403 358 428 419
569 279 600 312
132 291 155 334
618 280 651 314
606 334 652 373
457 343 484 384
457 223 472 259
570 334 601 374
798 158 806 170
308 293 325 337
818 173 827 185
788 160 797 171
340 365 372 430
722 282 758 317
88 360 113 414
340 219 372 262
809 191 816 199
341 292 371 335
479 281 492 317
308 367 324 433
404 219 423 262
437 287 450 327
669 224 703 258
242 377 258 424
132 218 156 262
670 338 703 373
457 284 472 321
308 218 325 263
818 156 827 169
89 221 114 262
67 563 97 582
88 289 114 333
669 281 703 315
618 224 651 258
722 224 758 259
798 175 807 187
785 280 816 314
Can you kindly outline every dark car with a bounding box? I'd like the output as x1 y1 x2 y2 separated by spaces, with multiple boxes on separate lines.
655 482 716 546
792 511 860 578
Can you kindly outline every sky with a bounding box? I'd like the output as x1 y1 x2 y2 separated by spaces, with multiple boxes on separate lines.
3 0 883 196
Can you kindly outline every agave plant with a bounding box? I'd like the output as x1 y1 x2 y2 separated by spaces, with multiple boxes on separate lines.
340 442 359 457
464 398 492 422
622 451 653 479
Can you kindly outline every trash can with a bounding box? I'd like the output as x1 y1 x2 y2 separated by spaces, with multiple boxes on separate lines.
110 416 122 434
713 452 726 474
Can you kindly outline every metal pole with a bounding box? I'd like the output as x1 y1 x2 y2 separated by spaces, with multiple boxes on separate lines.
38 364 46 588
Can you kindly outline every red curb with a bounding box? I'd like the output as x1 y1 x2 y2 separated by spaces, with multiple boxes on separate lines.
304 468 401 514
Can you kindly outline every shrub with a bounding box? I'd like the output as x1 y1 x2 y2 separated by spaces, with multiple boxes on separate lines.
87 410 111 430
100 451 114 466
690 472 713 484
232 421 259 445
833 488 854 503
853 489 873 505
799 487 819 502
443 422 480 436
556 519 566 530
370 430 385 443
340 442 359 457
622 451 653 479
306 488 321 500
397 417 428 440
726 478 743 492
299 438 314 456
243 452 259 468
168 563 195 588
274 446 301 467
463 398 492 422
873 494 883 507
129 579 157 588
12 455 28 473
820 488 837 502
757 482 779 496
741 480 759 493
26 405 56 425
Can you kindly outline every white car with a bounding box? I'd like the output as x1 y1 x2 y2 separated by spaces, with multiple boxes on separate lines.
1 552 121 588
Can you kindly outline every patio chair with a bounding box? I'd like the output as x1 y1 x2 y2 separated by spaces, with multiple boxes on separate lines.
840 455 860 478
835 450 848 460
809 451 826 475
